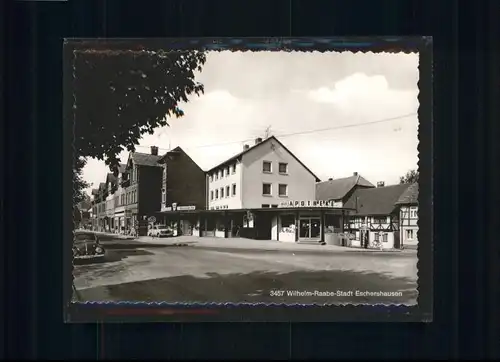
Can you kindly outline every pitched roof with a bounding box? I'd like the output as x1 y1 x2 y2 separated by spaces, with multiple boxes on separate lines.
106 173 117 184
206 136 321 182
344 183 411 216
315 175 375 201
157 146 201 168
395 182 418 205
129 152 163 167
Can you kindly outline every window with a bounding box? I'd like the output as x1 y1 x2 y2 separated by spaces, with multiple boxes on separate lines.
214 172 218 181
218 170 223 179
225 186 230 197
374 233 380 242
280 214 296 233
225 167 230 177
406 229 414 240
215 189 219 199
279 162 288 174
220 187 224 198
210 190 214 200
232 183 237 196
382 233 388 242
231 164 236 174
262 183 272 195
271 204 278 208
209 175 213 182
261 204 270 208
278 184 288 197
162 189 166 203
373 216 386 224
262 161 272 173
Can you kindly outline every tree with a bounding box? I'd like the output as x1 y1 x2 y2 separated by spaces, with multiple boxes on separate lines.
70 45 206 205
399 169 419 184
72 47 206 168
73 157 91 206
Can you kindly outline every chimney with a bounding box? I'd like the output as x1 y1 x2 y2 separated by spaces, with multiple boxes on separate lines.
377 181 385 187
255 137 263 145
150 146 159 156
353 172 358 176
243 144 250 151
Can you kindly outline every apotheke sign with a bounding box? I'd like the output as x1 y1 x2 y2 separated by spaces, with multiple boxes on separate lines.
279 200 343 208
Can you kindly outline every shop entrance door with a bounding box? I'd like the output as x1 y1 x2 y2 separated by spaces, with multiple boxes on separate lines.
299 217 321 241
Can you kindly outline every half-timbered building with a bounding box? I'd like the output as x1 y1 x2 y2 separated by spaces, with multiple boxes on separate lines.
343 183 414 249
395 182 419 249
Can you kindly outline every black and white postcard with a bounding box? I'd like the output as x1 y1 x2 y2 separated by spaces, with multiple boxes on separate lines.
65 37 432 322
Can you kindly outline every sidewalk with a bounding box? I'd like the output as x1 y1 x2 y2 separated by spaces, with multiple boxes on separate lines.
141 235 404 253
91 231 404 253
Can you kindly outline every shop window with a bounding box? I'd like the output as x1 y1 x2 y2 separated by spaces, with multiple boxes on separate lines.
261 204 270 208
271 204 278 208
262 161 272 173
225 186 230 197
232 183 236 196
279 162 288 174
280 214 296 233
262 183 272 196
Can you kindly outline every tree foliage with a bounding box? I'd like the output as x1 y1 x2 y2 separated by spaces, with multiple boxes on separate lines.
73 157 91 206
399 169 419 184
72 48 206 168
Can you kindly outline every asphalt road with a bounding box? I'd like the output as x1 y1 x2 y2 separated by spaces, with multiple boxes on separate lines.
73 237 418 305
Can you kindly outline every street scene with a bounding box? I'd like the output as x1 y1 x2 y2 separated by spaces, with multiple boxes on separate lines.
72 46 421 306
74 233 417 305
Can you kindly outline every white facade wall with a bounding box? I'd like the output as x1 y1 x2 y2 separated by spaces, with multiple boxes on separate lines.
240 140 317 209
207 161 243 210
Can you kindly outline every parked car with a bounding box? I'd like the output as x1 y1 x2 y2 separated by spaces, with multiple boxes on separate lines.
73 230 106 261
148 225 174 238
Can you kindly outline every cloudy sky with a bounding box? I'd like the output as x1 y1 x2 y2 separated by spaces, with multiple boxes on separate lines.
82 51 419 194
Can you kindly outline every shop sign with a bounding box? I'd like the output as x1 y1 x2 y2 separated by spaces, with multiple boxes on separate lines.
164 203 196 211
209 205 229 210
278 200 342 208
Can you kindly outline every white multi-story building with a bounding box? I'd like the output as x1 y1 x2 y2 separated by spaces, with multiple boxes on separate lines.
206 136 319 211
193 136 348 243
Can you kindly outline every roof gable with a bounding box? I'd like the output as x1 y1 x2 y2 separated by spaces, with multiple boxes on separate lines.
128 152 163 167
316 175 375 201
207 136 321 182
344 183 411 216
157 146 203 172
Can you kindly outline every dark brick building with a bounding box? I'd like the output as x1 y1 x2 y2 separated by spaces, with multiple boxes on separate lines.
157 146 207 235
